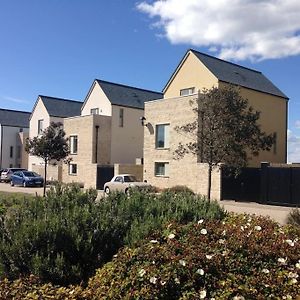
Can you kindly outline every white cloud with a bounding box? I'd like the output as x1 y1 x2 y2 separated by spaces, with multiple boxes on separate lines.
137 0 300 61
287 129 300 163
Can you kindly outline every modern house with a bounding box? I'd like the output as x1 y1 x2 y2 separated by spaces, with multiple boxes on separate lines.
143 49 288 198
0 109 31 169
62 79 162 189
28 95 82 180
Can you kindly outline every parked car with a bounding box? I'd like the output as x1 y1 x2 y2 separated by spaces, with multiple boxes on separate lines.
0 168 27 183
10 171 44 187
104 174 151 194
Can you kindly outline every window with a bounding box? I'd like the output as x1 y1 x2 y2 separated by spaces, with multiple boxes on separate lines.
9 164 13 168
119 108 124 127
38 119 44 134
156 124 170 148
114 176 123 183
19 128 23 132
70 135 78 154
90 108 99 115
17 146 21 159
10 146 13 158
69 163 77 175
180 87 195 96
273 132 277 154
155 162 169 177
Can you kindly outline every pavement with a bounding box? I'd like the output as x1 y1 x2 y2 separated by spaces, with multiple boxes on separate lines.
0 182 46 196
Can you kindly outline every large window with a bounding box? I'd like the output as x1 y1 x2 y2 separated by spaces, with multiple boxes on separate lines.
156 124 169 148
180 87 195 96
155 162 169 177
69 163 77 175
38 119 44 135
70 135 78 154
90 108 99 115
119 108 124 127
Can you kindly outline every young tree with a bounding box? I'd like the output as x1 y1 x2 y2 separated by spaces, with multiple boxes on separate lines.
174 86 274 200
25 122 70 196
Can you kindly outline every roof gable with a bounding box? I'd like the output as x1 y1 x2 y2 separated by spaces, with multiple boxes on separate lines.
95 80 163 109
0 109 30 127
190 50 288 99
38 95 83 118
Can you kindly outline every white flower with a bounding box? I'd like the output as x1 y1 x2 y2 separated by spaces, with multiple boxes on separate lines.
168 233 175 239
288 272 298 279
206 254 213 260
150 239 158 244
150 276 157 284
254 225 262 231
200 290 207 299
222 230 226 236
240 226 244 231
296 262 300 269
278 257 287 265
175 277 180 284
161 280 166 286
261 268 269 274
248 217 252 222
233 296 245 300
200 228 207 235
113 254 118 258
198 219 204 224
138 269 146 277
285 239 295 247
218 239 225 244
196 268 205 275
290 278 298 284
152 260 156 264
179 259 186 266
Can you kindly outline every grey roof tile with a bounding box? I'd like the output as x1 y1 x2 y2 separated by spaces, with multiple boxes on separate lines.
39 95 83 118
0 109 30 127
96 80 163 109
191 50 288 99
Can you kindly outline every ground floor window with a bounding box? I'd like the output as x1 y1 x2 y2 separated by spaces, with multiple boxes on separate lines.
155 162 169 176
69 163 77 175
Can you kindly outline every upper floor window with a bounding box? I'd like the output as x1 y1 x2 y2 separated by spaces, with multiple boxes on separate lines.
70 135 78 154
180 87 195 96
90 108 99 115
10 146 13 158
119 108 124 127
156 124 170 148
38 119 44 135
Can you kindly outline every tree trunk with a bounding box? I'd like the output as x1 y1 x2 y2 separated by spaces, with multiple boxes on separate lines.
43 160 47 197
207 164 212 201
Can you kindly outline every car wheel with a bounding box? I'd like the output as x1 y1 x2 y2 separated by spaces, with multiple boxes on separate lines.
104 187 110 194
10 181 14 186
23 181 27 188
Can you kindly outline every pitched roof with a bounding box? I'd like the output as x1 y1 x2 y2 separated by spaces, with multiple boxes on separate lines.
95 80 163 109
0 109 30 127
190 49 288 99
38 95 83 118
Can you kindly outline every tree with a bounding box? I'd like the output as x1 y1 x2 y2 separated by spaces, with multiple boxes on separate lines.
25 122 70 196
174 86 274 200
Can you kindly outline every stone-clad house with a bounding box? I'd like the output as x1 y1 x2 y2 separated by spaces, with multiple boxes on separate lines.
0 109 31 169
143 49 288 199
28 95 82 181
62 79 162 188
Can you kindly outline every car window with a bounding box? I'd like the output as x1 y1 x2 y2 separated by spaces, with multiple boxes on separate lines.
124 176 137 182
14 172 22 176
114 176 123 183
23 171 36 177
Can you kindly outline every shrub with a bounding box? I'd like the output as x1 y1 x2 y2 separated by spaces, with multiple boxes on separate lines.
163 185 195 195
287 208 300 227
87 214 300 299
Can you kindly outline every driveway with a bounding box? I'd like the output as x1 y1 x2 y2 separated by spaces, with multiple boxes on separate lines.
0 182 46 196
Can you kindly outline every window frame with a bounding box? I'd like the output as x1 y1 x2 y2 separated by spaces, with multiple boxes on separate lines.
90 108 99 115
155 123 170 149
69 163 77 175
154 162 169 177
38 119 44 135
69 135 78 155
180 87 195 96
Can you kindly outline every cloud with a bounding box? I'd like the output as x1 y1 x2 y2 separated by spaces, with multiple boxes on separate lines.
1 96 29 104
295 120 300 129
287 129 300 163
137 0 300 61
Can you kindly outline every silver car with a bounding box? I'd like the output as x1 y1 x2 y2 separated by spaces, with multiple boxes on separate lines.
0 168 27 183
104 174 150 195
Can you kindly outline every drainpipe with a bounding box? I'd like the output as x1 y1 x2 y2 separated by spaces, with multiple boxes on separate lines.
95 125 99 164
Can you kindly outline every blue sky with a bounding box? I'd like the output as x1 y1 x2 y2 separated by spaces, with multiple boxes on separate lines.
0 0 300 161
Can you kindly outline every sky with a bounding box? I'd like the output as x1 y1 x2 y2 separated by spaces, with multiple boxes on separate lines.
0 0 300 162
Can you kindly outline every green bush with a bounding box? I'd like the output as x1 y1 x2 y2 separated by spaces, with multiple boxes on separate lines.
163 185 195 195
287 208 300 227
87 214 300 299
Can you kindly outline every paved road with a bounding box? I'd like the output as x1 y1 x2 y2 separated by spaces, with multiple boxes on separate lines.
0 182 46 196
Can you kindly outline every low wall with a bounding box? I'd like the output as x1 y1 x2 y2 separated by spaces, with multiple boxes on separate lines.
114 164 143 182
32 164 62 182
